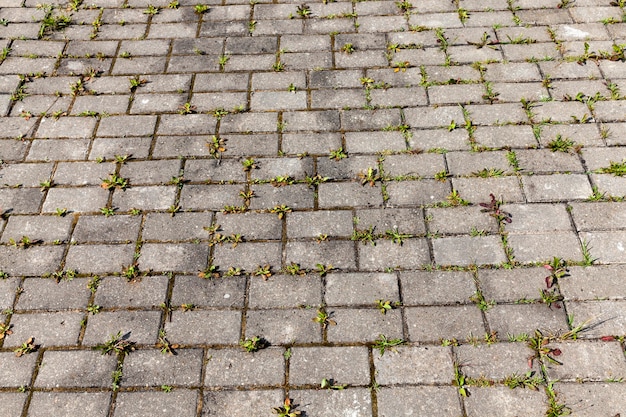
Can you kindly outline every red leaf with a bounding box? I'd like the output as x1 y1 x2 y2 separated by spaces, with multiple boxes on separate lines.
601 336 616 342
552 348 562 356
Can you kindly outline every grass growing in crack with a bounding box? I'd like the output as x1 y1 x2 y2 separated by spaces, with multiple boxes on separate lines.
94 331 136 356
503 371 543 390
284 262 306 276
470 290 495 311
272 398 301 417
240 336 267 352
320 378 347 390
157 329 178 355
596 159 626 176
329 147 347 160
14 337 37 357
315 263 333 277
580 239 597 266
351 226 377 245
373 334 405 356
312 308 336 328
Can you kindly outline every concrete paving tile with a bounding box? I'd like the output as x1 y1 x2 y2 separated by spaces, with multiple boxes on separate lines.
113 390 198 417
358 238 431 270
1 215 72 243
426 205 499 235
94 275 169 309
42 187 109 214
72 214 141 243
285 240 356 270
204 348 285 387
0 393 26 416
406 305 486 343
464 387 547 417
122 348 203 387
248 275 322 309
374 345 453 385
456 342 541 380
17 277 90 310
213 241 282 272
545 341 626 382
565 300 626 338
559 382 626 416
142 212 213 242
201 390 283 417
165 310 242 345
82 310 161 346
560 265 626 301
0 351 38 387
139 243 209 273
327 308 402 343
35 350 117 388
432 235 507 266
377 386 462 417
286 210 353 238
0 245 65 277
325 272 398 307
171 275 246 309
478 267 547 303
485 304 569 338
502 203 573 233
507 232 583 263
291 389 372 417
289 346 369 386
65 243 136 274
579 231 626 263
245 309 321 345
28 392 110 417
570 202 626 231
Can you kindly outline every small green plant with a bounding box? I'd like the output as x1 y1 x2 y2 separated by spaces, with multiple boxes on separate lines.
122 262 140 281
320 378 347 390
284 262 306 276
207 135 226 158
473 168 504 178
156 329 178 355
129 77 147 91
269 205 291 219
544 256 568 288
254 265 272 280
143 4 159 14
452 362 468 397
296 4 312 18
272 398 301 417
218 54 230 70
596 159 626 176
240 336 266 352
87 304 101 314
376 299 400 315
357 167 381 187
9 236 34 249
547 134 575 152
480 193 512 223
527 329 562 367
178 102 196 115
329 147 347 160
384 227 411 245
457 8 470 24
341 43 355 54
100 207 115 217
242 158 256 171
0 323 13 340
373 334 405 356
314 263 333 277
351 226 376 246
470 290 495 311
101 174 129 190
14 337 37 357
194 4 209 14
312 308 336 328
434 170 449 182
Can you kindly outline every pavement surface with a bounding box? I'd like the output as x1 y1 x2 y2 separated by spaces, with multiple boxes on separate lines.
1 0 626 415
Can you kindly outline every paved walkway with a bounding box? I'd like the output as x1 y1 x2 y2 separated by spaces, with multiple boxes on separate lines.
1 0 626 415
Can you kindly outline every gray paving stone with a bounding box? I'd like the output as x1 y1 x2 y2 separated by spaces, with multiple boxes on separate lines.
142 212 213 242
0 188 44 214
82 310 161 346
464 387 547 417
42 187 109 214
165 310 242 345
113 389 198 417
0 277 19 310
204 348 285 387
580 231 626 263
406 305 485 342
325 272 398 307
285 240 356 270
214 211 281 241
446 150 512 176
0 393 26 416
386 179 451 206
245 308 321 345
0 245 64 277
400 270 475 305
0 351 37 387
566 300 626 338
17 277 90 310
201 390 283 417
171 275 245 309
53 161 113 186
72 214 141 243
451 177 524 204
35 350 117 388
344 131 406 153
478 267 547 303
27 139 91 162
515 149 585 174
317 155 379 181
486 304 568 338
433 235 506 266
426 205 499 235
94 275 169 309
139 243 209 273
456 342 541 380
122 348 203 387
180 184 241 211
249 275 322 309
560 265 626 301
250 157 314 181
559 382 626 417
291 389 372 417
90 137 153 160
327 308 402 343
1 215 72 243
358 238 430 270
374 345 453 385
184 159 246 183
289 346 369 386
546 341 626 381
570 202 626 231
213 241 282 272
507 232 583 263
502 203 573 233
65 243 136 274
28 392 110 417
377 386 462 417
0 162 54 188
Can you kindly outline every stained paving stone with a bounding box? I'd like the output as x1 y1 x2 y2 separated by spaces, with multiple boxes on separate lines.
0 245 64 277
0 215 73 243
545 341 626 382
3 312 83 348
93 275 169 309
203 348 285 388
285 240 356 270
560 265 626 301
139 243 209 273
28 392 110 417
358 238 430 270
0 351 38 387
478 267 547 303
171 275 246 309
374 346 453 385
289 346 369 386
0 393 27 416
201 390 283 417
35 350 117 388
65 243 136 274
377 386 462 417
82 310 161 346
400 270 475 305
326 308 403 343
464 387 547 417
71 214 141 243
566 300 626 337
558 382 626 416
164 310 242 345
17 277 91 310
122 349 203 387
142 212 214 242
579 231 626 263
0 277 20 310
245 309 321 345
